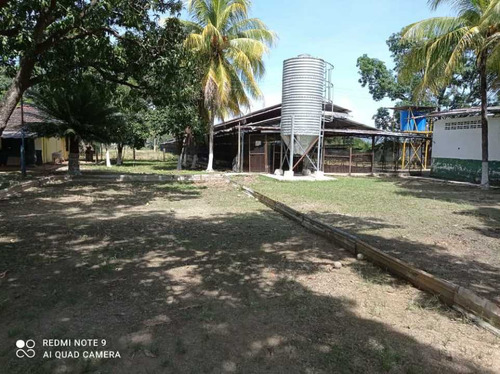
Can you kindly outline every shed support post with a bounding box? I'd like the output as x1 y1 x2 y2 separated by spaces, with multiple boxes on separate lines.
349 147 352 175
371 136 375 175
289 116 295 173
237 123 241 172
264 134 268 173
248 134 251 173
280 138 283 170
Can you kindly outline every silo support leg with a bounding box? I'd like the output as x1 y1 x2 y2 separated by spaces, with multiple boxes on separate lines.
293 137 319 170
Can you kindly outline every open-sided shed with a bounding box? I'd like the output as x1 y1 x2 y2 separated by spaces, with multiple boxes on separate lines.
214 103 428 174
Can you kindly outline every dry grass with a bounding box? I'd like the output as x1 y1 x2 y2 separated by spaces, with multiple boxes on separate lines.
0 181 499 373
81 150 205 176
242 175 500 305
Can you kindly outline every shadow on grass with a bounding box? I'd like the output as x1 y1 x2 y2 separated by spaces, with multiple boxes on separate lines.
389 178 500 235
381 178 500 206
0 182 496 373
309 209 500 306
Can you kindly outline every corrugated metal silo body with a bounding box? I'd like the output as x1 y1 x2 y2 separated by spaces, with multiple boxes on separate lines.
281 55 326 155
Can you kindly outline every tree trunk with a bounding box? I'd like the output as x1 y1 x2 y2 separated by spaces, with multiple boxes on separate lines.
191 142 198 169
133 148 136 161
0 57 36 135
479 52 489 188
177 137 186 171
106 148 111 167
206 115 215 172
116 143 124 166
68 135 81 175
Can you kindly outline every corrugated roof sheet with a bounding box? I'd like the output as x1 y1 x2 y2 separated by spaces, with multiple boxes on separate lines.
2 105 47 138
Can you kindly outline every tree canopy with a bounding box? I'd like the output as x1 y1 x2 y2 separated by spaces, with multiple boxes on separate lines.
0 0 183 134
399 0 500 187
356 30 498 129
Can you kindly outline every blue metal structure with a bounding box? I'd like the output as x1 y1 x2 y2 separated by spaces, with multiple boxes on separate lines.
400 110 427 132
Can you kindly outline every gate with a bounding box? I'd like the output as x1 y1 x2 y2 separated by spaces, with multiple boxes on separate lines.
248 134 268 173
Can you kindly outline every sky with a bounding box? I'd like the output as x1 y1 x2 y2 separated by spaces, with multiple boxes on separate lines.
213 0 454 127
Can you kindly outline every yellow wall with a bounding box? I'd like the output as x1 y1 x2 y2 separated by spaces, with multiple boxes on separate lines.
35 137 68 163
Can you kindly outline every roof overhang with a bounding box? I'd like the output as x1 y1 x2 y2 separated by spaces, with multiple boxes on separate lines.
424 106 500 119
1 131 37 139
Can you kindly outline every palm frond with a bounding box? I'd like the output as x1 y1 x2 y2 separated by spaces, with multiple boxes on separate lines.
184 0 275 117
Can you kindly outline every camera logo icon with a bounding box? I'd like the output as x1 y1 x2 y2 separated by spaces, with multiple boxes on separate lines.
16 339 36 358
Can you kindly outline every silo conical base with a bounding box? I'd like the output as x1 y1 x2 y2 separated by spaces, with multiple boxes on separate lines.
281 135 318 156
280 134 323 176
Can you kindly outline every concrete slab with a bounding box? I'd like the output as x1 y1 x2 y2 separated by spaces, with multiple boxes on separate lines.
262 173 335 182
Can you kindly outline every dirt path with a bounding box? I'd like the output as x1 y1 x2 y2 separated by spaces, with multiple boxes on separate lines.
0 181 499 373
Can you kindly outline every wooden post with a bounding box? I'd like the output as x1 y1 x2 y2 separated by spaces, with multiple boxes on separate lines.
349 147 352 175
264 135 268 174
322 139 326 172
371 136 375 175
237 122 241 172
279 138 283 170
248 134 251 173
272 143 276 173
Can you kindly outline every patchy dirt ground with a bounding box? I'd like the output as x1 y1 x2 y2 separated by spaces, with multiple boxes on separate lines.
242 175 500 306
0 181 499 373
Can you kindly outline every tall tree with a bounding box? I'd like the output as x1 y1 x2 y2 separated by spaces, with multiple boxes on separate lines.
184 0 276 171
357 31 492 128
400 0 500 188
0 0 182 135
110 85 150 165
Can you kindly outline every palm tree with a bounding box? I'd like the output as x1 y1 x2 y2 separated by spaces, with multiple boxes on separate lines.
400 0 500 188
184 0 276 171
30 79 122 175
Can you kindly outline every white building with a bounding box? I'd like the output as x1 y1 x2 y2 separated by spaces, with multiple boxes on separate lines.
432 109 500 184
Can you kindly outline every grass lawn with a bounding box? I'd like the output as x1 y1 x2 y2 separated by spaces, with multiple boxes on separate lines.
80 149 207 176
240 175 500 305
81 159 207 176
0 180 499 373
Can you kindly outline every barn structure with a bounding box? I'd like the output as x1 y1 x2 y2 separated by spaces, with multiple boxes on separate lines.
429 107 500 184
213 102 427 174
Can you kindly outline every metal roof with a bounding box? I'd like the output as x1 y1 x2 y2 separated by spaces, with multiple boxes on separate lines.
1 105 46 139
389 105 436 112
213 102 426 138
215 102 352 132
425 106 500 118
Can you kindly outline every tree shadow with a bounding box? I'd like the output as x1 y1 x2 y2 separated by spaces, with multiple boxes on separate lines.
381 177 500 206
455 207 500 239
309 210 500 305
0 182 498 373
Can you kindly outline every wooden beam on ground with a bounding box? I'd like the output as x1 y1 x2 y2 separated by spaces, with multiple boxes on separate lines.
229 178 500 334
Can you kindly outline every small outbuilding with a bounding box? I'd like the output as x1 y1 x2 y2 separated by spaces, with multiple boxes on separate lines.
430 107 500 184
0 105 68 166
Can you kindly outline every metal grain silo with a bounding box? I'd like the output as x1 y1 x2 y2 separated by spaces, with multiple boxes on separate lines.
281 54 326 155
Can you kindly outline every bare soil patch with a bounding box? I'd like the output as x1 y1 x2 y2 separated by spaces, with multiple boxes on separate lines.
0 181 499 373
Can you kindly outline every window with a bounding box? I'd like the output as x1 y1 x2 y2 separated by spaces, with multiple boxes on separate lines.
444 119 481 131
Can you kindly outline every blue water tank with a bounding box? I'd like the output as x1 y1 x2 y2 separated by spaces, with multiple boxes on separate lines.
400 110 427 131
